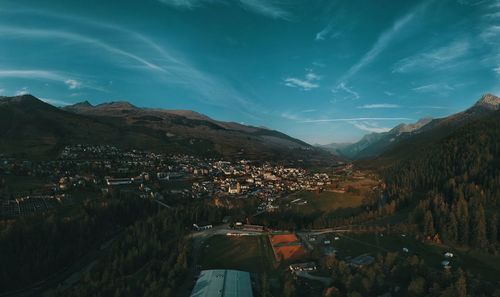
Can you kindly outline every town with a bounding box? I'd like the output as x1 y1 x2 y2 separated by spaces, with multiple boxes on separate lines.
0 144 363 218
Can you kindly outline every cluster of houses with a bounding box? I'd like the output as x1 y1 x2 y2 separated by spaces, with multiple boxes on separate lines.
0 145 356 218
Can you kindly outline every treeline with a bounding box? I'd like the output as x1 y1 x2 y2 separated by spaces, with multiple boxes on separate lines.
383 110 500 251
57 202 232 297
0 196 158 292
320 252 500 297
59 208 190 297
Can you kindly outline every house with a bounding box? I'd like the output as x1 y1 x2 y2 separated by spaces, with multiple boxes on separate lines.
289 262 317 272
228 182 241 194
350 254 375 267
106 177 133 186
241 224 264 232
193 224 213 231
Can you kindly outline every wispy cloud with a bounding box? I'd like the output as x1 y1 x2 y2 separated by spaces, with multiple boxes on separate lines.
315 23 339 41
357 103 400 109
0 69 68 81
0 26 165 72
238 0 291 20
350 121 391 133
284 78 319 90
485 11 500 18
302 117 412 123
411 83 454 93
480 25 500 42
0 69 100 91
284 70 320 91
393 40 470 73
280 111 303 121
40 98 72 106
65 79 81 90
331 82 359 100
414 105 446 109
0 12 258 113
157 0 292 20
157 0 209 9
338 0 431 82
15 87 29 96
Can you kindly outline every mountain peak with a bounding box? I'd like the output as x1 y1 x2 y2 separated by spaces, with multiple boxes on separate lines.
63 100 95 113
1 94 46 106
96 101 137 110
475 93 500 110
76 100 93 107
391 117 432 134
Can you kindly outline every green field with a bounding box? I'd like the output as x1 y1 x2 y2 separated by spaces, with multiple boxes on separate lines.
199 235 275 273
332 232 500 282
283 190 364 216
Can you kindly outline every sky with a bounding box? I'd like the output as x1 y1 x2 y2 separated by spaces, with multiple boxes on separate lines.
1 0 500 144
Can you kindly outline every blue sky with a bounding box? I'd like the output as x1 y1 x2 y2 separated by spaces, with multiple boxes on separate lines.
1 0 499 144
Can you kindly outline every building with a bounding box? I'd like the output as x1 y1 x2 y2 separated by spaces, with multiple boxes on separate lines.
191 269 253 297
106 177 133 186
228 182 241 194
289 262 317 272
193 224 213 231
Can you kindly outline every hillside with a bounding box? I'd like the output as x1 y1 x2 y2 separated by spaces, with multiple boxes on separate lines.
382 108 500 249
0 95 335 163
348 94 500 166
368 94 500 167
323 118 433 159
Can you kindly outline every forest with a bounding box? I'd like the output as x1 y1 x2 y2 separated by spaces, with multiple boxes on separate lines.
383 110 500 251
0 196 159 292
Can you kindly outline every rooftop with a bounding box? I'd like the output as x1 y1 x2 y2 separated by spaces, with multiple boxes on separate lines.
191 269 253 297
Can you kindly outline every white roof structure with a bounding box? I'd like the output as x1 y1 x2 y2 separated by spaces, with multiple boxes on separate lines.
191 269 253 297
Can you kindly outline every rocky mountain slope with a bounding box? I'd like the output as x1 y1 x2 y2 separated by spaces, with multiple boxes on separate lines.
326 94 500 161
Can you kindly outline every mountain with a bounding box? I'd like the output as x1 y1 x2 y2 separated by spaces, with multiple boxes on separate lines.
382 104 500 249
474 93 500 110
326 117 433 159
317 142 352 156
0 95 335 163
360 93 500 167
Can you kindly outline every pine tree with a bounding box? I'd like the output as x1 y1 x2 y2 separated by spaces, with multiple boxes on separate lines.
455 270 467 297
446 213 458 242
472 205 487 249
423 210 435 236
488 213 498 244
455 197 469 244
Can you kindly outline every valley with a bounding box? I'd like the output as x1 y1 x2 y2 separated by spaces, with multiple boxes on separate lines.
1 93 499 297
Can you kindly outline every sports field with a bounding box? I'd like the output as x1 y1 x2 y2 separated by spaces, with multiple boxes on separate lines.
199 235 275 273
269 233 307 262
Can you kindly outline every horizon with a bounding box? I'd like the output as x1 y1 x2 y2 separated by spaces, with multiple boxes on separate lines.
2 91 497 146
1 0 500 144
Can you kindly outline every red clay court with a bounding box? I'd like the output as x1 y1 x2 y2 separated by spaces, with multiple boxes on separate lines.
269 233 307 261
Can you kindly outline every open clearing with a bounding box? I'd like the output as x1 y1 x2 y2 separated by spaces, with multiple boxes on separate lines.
283 190 365 216
199 235 275 273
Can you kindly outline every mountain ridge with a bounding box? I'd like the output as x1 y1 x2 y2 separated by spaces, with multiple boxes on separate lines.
0 94 336 164
324 93 499 160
